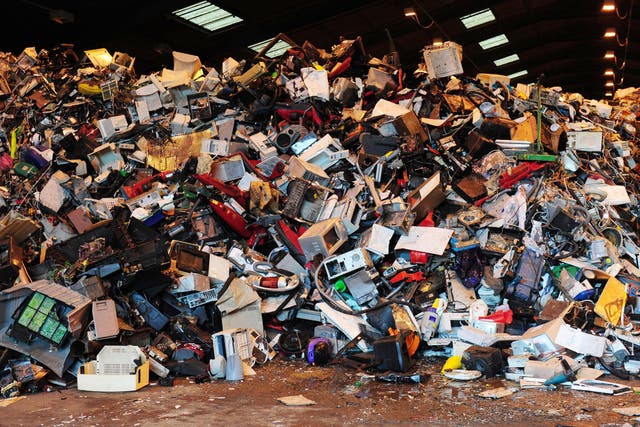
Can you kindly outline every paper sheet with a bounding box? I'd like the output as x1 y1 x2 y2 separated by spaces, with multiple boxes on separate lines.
301 68 329 101
587 184 631 205
395 226 454 255
237 173 260 191
366 224 394 255
371 99 410 118
285 76 309 101
421 115 452 127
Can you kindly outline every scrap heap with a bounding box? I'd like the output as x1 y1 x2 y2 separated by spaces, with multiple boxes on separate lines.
1 36 640 396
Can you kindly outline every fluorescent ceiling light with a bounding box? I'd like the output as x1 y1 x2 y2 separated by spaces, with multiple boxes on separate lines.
248 38 292 58
605 81 614 86
460 8 495 29
494 54 519 67
604 28 616 37
173 1 243 32
605 92 613 96
604 69 615 76
508 70 528 79
602 1 616 12
404 7 417 17
479 34 509 50
604 50 615 58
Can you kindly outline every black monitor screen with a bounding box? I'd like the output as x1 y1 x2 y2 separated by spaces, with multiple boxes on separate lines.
176 249 206 273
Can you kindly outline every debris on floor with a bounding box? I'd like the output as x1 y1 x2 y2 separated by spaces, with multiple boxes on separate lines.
277 394 317 406
612 406 640 417
1 33 640 403
477 386 518 399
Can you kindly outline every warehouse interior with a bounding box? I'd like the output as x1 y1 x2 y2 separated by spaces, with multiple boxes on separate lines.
2 1 640 426
9 0 640 98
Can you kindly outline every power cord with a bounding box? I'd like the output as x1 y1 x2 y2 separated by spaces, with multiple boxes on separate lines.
312 257 423 316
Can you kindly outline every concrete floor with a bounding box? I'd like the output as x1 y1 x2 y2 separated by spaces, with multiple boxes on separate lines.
3 358 640 426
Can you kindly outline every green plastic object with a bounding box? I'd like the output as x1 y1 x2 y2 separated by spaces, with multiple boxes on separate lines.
517 153 557 162
14 292 69 345
550 264 580 279
13 161 38 178
334 279 347 293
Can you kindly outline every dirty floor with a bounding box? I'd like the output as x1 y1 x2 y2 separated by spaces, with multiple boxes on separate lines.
4 359 640 427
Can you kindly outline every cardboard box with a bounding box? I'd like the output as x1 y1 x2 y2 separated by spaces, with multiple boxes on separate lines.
521 317 606 357
393 111 427 143
77 360 149 392
567 131 602 152
216 279 264 333
406 171 445 223
221 299 263 333
510 114 537 143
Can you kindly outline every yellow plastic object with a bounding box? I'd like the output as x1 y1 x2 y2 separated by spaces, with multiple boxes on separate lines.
78 82 102 97
595 276 627 326
10 126 20 159
441 355 463 375
77 361 149 392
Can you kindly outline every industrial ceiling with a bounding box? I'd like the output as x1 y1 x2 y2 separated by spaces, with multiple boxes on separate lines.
7 0 639 99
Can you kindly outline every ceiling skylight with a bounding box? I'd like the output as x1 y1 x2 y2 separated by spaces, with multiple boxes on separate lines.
460 9 496 29
248 38 291 58
494 54 520 67
508 70 528 79
479 34 509 50
172 1 243 32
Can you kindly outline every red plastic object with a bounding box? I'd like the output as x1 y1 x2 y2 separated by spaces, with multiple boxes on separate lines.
276 107 324 127
499 162 545 189
328 56 352 79
209 200 250 237
479 309 513 324
474 195 489 207
390 270 425 284
196 173 250 209
0 152 13 172
77 123 101 143
175 343 205 360
277 220 304 254
418 211 435 227
410 251 430 264
209 199 266 246
122 170 174 199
